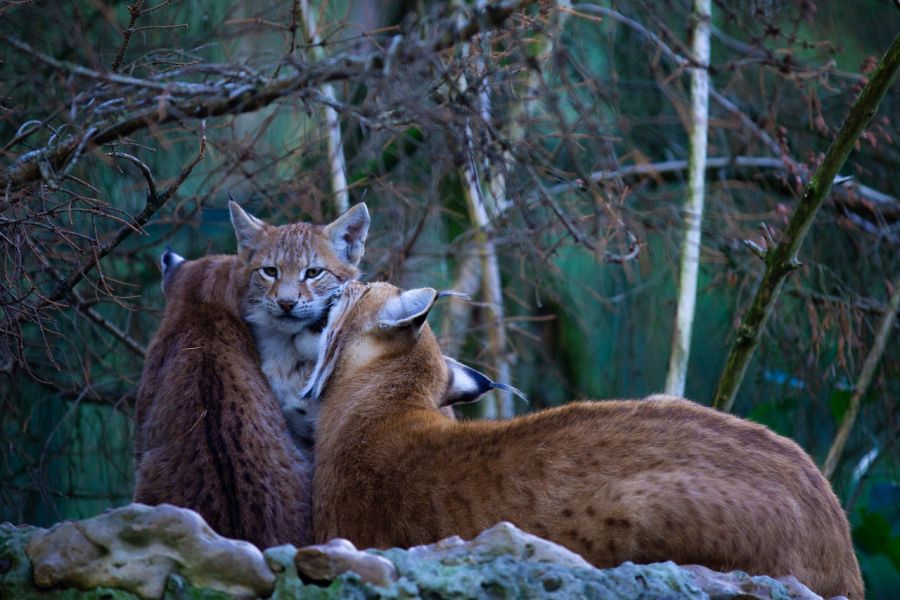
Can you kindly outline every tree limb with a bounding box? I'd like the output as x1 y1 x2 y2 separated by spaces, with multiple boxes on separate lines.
543 156 899 224
712 33 900 412
0 0 535 192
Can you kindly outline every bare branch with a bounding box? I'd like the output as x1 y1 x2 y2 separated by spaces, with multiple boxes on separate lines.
541 157 900 227
712 32 900 412
107 152 159 200
3 125 207 328
822 277 900 479
73 299 147 358
0 0 537 192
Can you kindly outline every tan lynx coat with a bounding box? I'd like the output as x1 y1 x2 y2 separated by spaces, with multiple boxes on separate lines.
134 254 311 548
307 281 863 600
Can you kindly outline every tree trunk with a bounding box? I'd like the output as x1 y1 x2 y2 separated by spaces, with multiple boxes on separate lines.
459 146 514 419
441 253 482 358
300 0 349 213
664 0 711 396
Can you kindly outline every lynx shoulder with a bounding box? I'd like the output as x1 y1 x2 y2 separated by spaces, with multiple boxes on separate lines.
228 202 369 457
134 252 311 549
305 281 863 600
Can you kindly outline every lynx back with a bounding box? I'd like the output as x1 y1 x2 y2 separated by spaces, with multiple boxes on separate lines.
306 281 863 600
134 253 311 549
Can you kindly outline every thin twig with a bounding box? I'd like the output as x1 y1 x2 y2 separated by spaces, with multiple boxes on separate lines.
822 277 900 479
110 1 145 72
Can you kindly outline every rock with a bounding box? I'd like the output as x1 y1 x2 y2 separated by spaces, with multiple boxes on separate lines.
1 522 138 599
378 522 824 600
380 524 698 599
294 538 398 587
406 520 594 570
682 564 826 600
3 513 830 600
24 503 275 600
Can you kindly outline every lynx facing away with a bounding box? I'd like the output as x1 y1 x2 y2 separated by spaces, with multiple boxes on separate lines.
305 281 863 600
134 253 311 548
229 201 369 456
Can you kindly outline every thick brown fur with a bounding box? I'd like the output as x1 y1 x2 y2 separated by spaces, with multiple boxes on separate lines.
134 254 311 549
310 281 863 600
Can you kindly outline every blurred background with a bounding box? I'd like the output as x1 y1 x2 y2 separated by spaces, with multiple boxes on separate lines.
0 1 897 596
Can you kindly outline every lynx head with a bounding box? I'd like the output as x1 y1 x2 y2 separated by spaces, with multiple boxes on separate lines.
300 280 525 408
229 201 370 335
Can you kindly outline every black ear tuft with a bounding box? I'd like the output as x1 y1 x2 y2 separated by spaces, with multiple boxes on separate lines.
441 357 528 407
441 358 493 406
161 246 176 268
160 247 186 293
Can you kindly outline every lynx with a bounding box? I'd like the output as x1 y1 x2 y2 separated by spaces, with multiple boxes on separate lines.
228 201 369 457
304 280 863 600
134 252 311 548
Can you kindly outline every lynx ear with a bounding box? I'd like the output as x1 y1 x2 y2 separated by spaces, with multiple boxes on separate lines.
376 287 438 334
441 357 528 407
228 200 265 253
324 203 369 266
160 247 186 294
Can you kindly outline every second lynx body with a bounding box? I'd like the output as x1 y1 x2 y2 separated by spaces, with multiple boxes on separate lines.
306 281 863 600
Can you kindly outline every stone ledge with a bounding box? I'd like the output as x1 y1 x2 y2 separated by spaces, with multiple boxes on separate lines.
1 503 830 600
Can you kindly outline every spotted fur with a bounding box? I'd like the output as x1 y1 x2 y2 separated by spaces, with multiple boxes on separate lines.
307 281 863 600
134 254 310 549
229 202 369 457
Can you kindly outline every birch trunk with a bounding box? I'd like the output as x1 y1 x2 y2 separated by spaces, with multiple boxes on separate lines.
441 252 482 358
300 0 349 213
460 145 514 419
664 0 711 397
446 3 572 417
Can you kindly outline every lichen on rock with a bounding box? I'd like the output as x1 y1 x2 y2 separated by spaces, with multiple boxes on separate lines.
3 505 832 600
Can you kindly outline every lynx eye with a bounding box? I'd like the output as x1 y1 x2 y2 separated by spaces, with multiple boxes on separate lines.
261 266 278 278
304 267 323 279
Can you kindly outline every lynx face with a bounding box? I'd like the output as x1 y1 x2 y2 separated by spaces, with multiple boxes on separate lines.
244 229 352 335
231 202 370 339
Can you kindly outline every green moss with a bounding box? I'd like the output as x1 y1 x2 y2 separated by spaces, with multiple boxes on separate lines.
162 575 232 600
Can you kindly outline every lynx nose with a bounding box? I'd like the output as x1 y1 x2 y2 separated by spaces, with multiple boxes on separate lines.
278 300 297 313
